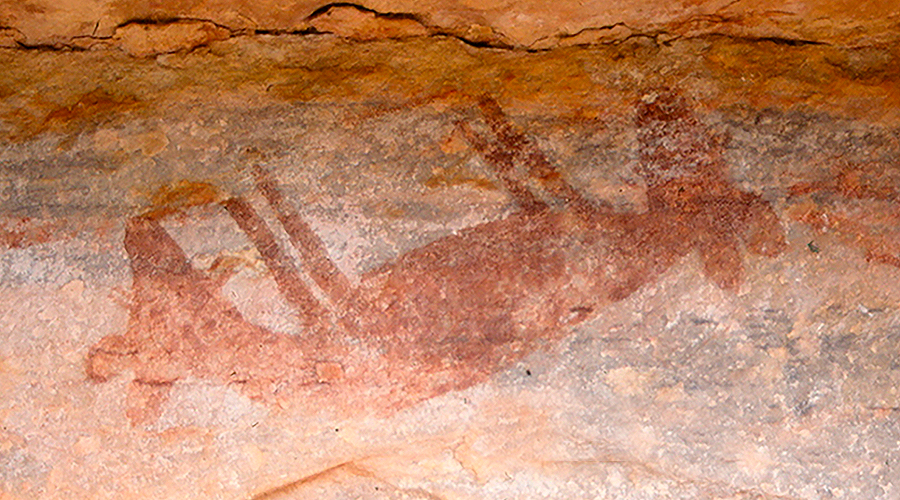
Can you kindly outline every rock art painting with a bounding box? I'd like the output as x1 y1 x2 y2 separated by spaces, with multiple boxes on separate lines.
788 160 900 268
85 89 900 427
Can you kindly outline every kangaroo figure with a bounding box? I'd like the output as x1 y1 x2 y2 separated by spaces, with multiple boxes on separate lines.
86 90 786 425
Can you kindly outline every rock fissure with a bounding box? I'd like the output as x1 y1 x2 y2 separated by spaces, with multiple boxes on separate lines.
0 3 875 55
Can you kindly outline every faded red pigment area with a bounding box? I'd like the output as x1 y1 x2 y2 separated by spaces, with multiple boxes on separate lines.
0 217 71 249
86 90 789 425
788 161 900 267
86 217 332 424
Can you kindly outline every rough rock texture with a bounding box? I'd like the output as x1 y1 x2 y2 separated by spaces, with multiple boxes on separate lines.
2 0 900 49
2 10 900 500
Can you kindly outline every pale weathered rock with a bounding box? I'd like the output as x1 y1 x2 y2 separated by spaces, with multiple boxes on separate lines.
1 13 900 500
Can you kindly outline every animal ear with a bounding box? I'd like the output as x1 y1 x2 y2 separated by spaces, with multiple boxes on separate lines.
742 198 787 258
697 234 743 291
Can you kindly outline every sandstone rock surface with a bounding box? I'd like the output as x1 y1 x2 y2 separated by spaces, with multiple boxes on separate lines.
2 8 900 500
2 0 900 48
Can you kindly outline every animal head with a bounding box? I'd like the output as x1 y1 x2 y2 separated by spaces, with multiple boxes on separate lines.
635 88 733 212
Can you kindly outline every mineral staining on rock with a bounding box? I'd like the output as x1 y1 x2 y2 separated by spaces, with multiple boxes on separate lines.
3 16 900 500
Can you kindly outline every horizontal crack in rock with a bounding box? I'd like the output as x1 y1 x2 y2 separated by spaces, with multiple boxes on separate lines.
0 3 842 55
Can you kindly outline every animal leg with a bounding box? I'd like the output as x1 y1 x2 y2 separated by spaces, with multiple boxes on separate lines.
697 230 744 291
250 165 354 312
474 96 608 214
455 119 548 213
221 197 330 326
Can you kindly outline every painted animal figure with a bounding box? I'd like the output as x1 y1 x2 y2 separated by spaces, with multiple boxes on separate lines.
86 90 786 425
